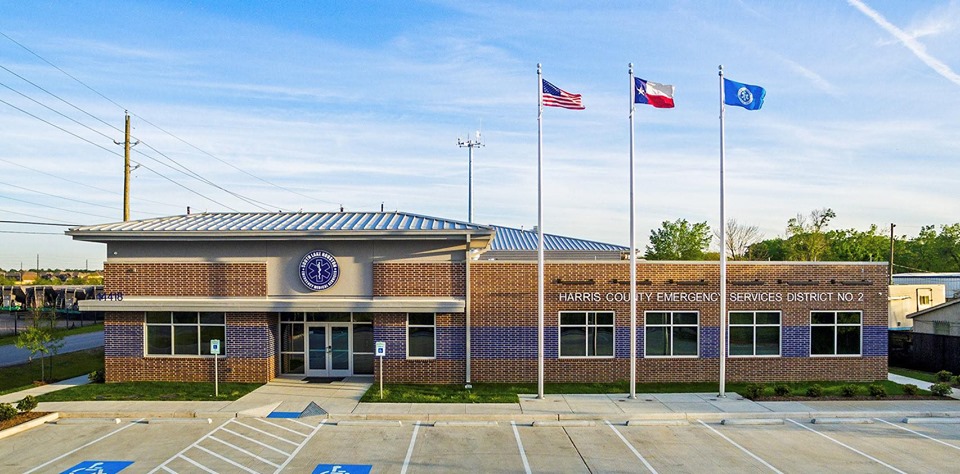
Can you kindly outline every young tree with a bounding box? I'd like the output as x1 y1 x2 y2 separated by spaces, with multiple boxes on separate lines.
14 309 64 382
785 208 835 261
645 219 712 260
714 219 763 260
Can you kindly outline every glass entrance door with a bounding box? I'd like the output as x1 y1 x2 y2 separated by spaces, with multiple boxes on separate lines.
306 324 351 377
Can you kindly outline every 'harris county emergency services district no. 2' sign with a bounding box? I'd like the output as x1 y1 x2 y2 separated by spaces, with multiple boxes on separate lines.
299 250 340 291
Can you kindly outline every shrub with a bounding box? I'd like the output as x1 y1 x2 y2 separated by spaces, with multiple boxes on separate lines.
935 370 953 383
806 384 824 398
902 384 919 396
744 383 765 400
840 384 859 397
16 395 37 412
0 403 17 421
88 369 105 384
954 375 960 387
868 383 887 398
931 383 953 397
773 383 791 396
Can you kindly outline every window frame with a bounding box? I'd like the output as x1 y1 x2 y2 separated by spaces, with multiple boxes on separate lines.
144 311 226 357
557 311 616 359
728 311 782 358
644 311 700 358
406 313 437 360
810 310 862 357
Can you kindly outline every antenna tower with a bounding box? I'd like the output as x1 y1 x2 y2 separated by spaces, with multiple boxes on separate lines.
457 130 483 223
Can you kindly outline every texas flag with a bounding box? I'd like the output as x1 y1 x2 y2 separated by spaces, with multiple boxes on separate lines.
634 77 675 108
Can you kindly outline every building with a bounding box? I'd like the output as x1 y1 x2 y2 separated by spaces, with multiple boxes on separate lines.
888 284 946 329
908 299 960 336
893 273 960 300
69 211 888 384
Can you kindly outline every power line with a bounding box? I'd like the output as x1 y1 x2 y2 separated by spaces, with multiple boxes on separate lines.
0 194 116 220
0 230 63 235
0 209 78 225
5 182 131 213
0 156 179 210
1 30 339 212
131 112 341 207
0 30 126 110
0 220 77 226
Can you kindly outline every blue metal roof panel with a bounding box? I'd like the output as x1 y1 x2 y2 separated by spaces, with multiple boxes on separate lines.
489 226 627 252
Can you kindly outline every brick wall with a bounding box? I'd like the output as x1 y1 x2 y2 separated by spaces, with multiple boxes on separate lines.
379 261 888 384
103 311 276 383
104 262 266 297
373 262 465 297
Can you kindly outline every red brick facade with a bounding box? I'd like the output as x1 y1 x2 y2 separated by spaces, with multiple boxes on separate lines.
373 262 465 297
104 262 267 297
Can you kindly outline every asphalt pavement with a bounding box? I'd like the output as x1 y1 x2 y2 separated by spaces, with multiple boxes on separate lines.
0 330 103 367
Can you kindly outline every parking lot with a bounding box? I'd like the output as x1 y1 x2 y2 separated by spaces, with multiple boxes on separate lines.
2 415 959 473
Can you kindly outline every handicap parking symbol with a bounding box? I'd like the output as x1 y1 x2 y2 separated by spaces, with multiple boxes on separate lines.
61 461 134 474
312 464 372 474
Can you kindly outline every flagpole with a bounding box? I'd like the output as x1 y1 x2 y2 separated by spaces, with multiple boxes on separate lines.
718 65 728 398
628 63 637 400
537 63 545 400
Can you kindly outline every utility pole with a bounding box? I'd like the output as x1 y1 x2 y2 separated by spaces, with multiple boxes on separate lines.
114 112 139 221
889 223 896 284
457 131 483 223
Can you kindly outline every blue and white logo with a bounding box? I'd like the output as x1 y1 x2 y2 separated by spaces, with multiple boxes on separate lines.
299 250 340 291
736 86 753 106
313 465 372 474
62 461 134 474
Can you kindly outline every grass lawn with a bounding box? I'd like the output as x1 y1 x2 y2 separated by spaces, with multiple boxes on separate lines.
361 380 925 403
0 348 104 396
0 323 104 347
37 381 263 402
889 366 939 383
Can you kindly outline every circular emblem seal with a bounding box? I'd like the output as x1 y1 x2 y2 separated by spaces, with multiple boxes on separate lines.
299 250 340 291
737 86 754 105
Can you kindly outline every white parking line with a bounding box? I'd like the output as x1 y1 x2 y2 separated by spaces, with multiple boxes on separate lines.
220 426 293 456
273 419 327 474
696 420 782 474
194 444 261 474
233 420 301 446
148 419 232 474
786 419 907 473
24 418 144 474
874 418 960 451
176 454 216 473
208 435 280 468
605 420 658 474
400 421 421 474
255 417 311 437
511 421 532 474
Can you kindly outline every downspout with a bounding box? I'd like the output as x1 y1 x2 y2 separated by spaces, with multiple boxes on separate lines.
465 234 472 388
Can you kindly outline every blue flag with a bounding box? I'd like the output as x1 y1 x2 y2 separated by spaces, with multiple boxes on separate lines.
723 78 765 110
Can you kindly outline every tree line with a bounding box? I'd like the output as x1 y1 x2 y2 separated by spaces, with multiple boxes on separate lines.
644 208 960 273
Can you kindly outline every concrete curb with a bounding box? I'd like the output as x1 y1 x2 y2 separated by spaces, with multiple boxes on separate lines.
0 412 58 440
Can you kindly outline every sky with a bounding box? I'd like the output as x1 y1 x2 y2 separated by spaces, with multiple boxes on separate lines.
1 0 959 271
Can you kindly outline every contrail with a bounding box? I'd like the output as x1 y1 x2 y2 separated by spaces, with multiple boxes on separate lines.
848 0 960 86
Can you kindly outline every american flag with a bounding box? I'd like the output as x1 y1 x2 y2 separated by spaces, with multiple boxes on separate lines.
542 79 584 110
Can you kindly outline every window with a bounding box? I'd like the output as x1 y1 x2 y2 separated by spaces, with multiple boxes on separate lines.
729 311 781 356
645 311 698 357
146 312 225 356
559 311 614 357
810 311 861 356
407 313 435 358
917 288 933 310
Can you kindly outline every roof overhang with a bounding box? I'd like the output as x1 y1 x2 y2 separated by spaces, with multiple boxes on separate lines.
78 296 465 313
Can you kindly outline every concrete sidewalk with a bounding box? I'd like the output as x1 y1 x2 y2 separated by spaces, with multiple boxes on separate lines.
17 374 960 423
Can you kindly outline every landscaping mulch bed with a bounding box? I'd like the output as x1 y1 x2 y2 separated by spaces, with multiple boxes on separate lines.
0 412 51 432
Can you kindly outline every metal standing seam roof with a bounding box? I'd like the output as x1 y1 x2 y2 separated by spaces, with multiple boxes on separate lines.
488 225 627 252
67 211 494 234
